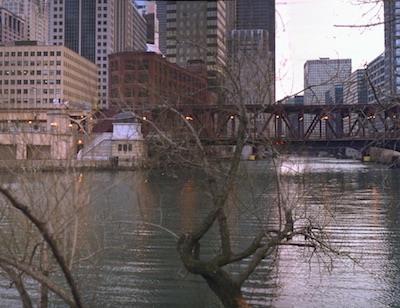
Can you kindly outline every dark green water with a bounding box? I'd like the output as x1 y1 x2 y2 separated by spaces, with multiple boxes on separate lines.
0 156 399 307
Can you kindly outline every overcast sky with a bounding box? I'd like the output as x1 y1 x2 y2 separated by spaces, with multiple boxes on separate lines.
275 0 384 100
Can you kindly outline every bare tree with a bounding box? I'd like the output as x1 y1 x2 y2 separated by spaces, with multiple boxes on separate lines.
116 31 347 307
0 170 98 307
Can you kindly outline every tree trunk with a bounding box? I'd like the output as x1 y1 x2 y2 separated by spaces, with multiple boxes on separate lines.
201 268 249 308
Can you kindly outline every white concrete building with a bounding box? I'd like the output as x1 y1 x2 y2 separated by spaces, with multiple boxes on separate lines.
77 112 145 167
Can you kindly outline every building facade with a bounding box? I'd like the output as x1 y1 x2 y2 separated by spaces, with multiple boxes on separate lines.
235 0 275 101
108 51 214 137
136 0 161 53
108 51 208 109
343 69 368 105
0 7 24 43
48 0 146 110
156 0 167 54
163 0 227 78
303 58 352 105
227 29 274 137
0 42 98 110
0 0 48 43
384 0 400 101
366 53 385 104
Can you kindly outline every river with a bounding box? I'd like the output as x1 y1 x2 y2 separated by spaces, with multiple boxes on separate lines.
0 156 399 307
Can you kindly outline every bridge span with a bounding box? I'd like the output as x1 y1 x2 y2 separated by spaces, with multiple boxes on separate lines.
188 102 400 151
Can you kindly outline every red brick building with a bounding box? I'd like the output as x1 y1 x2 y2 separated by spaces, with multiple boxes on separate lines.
108 51 217 137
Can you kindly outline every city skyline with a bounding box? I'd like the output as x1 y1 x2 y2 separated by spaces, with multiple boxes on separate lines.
276 0 384 100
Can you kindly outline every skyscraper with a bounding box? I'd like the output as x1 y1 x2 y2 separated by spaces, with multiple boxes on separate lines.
136 0 161 53
366 53 385 104
304 58 352 105
156 0 167 55
162 1 228 79
48 0 146 109
384 0 400 101
236 0 275 58
0 0 48 43
0 8 24 43
235 0 275 102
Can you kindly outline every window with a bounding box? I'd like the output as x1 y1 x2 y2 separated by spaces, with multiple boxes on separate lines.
124 74 134 83
125 60 134 70
125 88 134 97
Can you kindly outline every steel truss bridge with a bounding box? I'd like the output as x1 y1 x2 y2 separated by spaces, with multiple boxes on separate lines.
190 102 400 151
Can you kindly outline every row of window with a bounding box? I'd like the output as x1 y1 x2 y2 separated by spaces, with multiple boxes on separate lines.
0 70 61 76
0 88 61 95
0 51 61 57
0 79 60 85
118 144 133 152
0 98 56 104
0 61 61 67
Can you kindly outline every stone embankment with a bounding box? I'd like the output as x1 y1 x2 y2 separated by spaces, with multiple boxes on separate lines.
0 159 136 171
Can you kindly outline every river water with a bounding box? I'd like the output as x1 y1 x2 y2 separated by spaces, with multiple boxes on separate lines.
0 156 399 307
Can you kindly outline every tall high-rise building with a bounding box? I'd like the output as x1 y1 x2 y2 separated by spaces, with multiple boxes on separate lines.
384 0 400 101
304 58 352 105
161 1 228 79
227 29 273 104
227 29 274 136
156 0 167 55
0 8 24 43
235 0 275 102
136 0 161 53
366 53 385 104
303 58 351 139
48 0 146 110
343 69 368 105
0 0 48 43
236 0 275 58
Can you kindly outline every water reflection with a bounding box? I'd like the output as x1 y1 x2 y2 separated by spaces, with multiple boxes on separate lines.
0 158 399 307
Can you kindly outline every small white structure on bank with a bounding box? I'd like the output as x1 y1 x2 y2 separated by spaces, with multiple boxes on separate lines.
77 112 145 167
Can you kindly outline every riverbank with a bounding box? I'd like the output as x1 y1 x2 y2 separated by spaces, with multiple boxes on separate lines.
0 159 138 172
